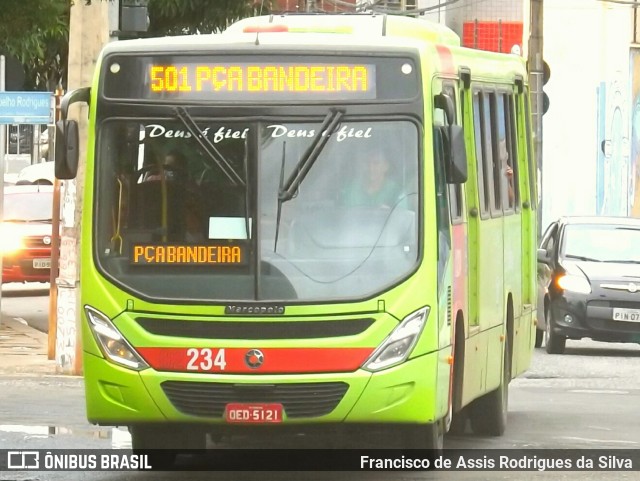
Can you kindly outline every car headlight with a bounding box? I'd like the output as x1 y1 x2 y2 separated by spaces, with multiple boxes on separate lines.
557 274 592 294
0 226 24 253
85 306 149 371
363 306 429 372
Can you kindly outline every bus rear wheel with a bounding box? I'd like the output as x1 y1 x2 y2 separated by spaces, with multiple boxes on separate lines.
534 328 544 348
469 334 509 436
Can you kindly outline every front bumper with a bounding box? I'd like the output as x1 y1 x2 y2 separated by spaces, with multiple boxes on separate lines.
2 261 50 283
549 292 640 343
84 349 440 427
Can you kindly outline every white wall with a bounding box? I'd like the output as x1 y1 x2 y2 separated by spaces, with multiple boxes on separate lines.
542 0 632 229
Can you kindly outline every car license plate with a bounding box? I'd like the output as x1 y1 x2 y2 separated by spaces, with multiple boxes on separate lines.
225 403 283 423
612 308 640 322
33 258 51 269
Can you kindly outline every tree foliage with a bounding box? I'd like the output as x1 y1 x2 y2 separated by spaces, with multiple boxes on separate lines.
0 0 70 90
147 0 258 35
0 0 262 91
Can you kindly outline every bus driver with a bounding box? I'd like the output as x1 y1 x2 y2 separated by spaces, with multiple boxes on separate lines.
338 149 402 209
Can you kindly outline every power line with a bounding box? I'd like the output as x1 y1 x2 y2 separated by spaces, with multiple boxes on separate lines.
597 0 640 5
370 0 461 16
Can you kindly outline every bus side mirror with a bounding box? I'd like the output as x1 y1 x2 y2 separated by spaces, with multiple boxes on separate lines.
55 119 79 179
446 125 468 184
434 92 455 125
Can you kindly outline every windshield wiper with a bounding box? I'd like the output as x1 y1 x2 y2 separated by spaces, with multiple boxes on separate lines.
3 218 51 223
273 109 344 252
174 107 245 187
564 254 602 262
278 108 344 202
274 142 287 252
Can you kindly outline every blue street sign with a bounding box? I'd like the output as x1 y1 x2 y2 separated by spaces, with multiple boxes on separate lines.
0 92 53 124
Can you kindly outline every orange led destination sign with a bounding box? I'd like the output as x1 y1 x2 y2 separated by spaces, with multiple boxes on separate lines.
132 244 245 266
147 63 376 100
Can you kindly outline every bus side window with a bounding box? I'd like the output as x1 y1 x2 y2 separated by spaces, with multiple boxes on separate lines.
473 91 490 217
495 92 520 212
487 92 502 215
443 83 463 222
506 93 520 209
523 90 537 209
433 84 454 280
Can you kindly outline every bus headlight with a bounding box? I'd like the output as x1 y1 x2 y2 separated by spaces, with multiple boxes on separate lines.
363 306 429 372
85 306 149 371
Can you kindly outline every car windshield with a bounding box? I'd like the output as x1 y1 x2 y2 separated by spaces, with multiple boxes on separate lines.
95 119 419 302
3 191 53 222
561 223 640 263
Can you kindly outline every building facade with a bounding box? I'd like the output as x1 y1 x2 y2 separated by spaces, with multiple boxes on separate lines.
542 1 640 227
272 0 640 227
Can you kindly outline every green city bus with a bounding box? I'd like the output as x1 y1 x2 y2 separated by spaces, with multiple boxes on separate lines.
55 13 537 457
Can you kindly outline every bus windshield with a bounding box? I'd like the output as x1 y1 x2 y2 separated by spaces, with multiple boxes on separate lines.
96 119 419 303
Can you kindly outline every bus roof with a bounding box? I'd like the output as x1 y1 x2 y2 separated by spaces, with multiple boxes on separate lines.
225 13 461 47
98 14 526 83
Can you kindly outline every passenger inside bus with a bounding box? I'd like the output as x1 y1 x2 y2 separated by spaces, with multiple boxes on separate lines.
498 139 515 205
338 149 402 209
142 150 188 183
131 149 204 243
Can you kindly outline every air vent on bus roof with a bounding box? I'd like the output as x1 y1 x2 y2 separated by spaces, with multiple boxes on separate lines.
242 24 353 34
243 25 288 33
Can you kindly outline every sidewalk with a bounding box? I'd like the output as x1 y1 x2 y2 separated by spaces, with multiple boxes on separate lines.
0 313 57 375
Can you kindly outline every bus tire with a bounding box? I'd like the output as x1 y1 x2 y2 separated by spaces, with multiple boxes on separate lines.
534 328 544 348
130 425 204 470
469 334 509 437
449 316 467 435
545 307 566 354
448 408 468 435
130 425 177 470
403 421 444 452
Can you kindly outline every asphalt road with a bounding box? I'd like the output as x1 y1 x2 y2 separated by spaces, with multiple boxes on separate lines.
1 284 639 479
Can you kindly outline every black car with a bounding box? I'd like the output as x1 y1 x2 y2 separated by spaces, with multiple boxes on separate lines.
537 216 640 354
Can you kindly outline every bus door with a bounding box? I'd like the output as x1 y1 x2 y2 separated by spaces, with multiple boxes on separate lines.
435 80 469 413
470 88 505 392
497 89 523 378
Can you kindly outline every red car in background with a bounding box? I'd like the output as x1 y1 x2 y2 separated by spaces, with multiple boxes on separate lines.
2 185 54 283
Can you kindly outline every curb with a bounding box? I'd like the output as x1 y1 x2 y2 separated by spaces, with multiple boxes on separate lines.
1 316 49 343
0 314 57 375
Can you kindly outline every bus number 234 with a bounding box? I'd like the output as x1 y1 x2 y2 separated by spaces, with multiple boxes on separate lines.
186 348 227 371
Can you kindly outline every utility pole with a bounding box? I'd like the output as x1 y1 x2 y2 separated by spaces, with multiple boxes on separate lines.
528 0 544 240
55 1 114 375
47 87 63 361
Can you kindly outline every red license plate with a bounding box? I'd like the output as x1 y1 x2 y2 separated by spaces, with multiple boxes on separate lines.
225 403 283 423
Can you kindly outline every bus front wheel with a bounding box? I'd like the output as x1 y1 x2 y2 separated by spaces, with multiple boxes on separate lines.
130 424 205 470
403 421 444 451
469 334 509 436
